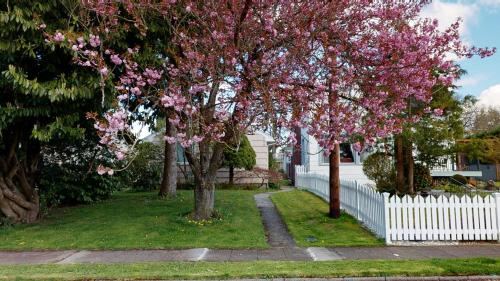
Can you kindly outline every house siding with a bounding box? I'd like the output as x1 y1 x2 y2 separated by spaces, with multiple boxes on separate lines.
177 133 270 185
301 131 370 181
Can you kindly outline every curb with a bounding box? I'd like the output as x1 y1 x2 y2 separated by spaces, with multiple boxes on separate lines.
127 276 500 281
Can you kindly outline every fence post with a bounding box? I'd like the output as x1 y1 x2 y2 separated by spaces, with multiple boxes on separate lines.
355 180 360 220
383 192 392 245
494 193 500 242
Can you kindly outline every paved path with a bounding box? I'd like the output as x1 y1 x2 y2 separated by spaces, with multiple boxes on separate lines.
330 245 500 260
254 191 297 248
1 245 499 264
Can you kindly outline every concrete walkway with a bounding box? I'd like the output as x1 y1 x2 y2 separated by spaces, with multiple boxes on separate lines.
1 245 499 264
254 191 297 248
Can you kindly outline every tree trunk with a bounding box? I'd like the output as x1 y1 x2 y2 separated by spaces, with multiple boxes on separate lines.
290 126 302 185
0 173 40 223
229 166 234 185
407 142 415 194
329 143 341 218
395 135 405 193
159 117 177 198
194 179 216 220
185 140 226 221
0 130 40 223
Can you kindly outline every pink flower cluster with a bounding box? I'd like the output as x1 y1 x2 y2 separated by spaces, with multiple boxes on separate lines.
49 0 494 171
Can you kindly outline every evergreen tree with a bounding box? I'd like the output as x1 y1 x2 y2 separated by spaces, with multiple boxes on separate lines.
223 135 256 185
395 81 467 193
0 1 102 222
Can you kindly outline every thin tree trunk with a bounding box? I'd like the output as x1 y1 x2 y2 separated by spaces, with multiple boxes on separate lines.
290 126 302 184
395 135 405 193
407 142 414 194
229 166 234 185
329 143 341 218
159 117 177 198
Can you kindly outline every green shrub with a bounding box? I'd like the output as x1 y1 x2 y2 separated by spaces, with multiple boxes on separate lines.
362 152 396 193
39 142 122 208
223 135 256 171
451 174 468 185
216 183 262 190
414 163 432 191
434 183 464 194
123 142 163 191
40 165 121 207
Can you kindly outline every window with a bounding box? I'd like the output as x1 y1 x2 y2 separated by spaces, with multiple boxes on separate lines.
176 143 188 164
319 143 354 164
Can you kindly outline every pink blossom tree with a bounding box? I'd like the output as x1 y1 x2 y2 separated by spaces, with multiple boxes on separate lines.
51 0 493 220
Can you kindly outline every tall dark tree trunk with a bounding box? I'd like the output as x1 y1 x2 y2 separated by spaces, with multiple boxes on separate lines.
290 126 302 184
159 117 177 198
395 134 405 193
407 142 415 194
0 128 40 223
229 166 234 185
329 143 341 218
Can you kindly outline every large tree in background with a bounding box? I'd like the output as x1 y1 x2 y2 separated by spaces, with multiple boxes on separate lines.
470 107 500 135
395 84 467 193
0 1 102 222
51 0 492 220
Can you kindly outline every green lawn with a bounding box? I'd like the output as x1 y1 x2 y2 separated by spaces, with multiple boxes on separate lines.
0 190 268 250
271 190 384 247
0 258 498 280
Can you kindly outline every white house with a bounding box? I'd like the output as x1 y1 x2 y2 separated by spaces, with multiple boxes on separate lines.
285 128 482 183
286 128 372 182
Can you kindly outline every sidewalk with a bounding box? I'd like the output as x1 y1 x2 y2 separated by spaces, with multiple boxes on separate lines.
0 244 499 264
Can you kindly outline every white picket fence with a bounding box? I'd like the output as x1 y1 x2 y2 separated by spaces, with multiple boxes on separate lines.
295 165 500 244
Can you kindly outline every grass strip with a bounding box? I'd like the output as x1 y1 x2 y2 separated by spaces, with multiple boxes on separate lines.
0 258 498 280
271 190 384 247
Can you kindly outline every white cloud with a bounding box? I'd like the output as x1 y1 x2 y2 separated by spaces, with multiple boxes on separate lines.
457 74 485 87
421 0 478 36
477 84 500 108
479 0 500 7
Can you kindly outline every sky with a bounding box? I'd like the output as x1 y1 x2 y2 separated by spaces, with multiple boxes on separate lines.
422 0 500 108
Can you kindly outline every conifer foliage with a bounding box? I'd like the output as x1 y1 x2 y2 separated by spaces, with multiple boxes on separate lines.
0 1 101 222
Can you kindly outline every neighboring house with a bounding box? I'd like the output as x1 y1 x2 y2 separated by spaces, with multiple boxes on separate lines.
278 146 292 173
452 150 499 181
427 155 483 179
285 128 482 183
143 132 274 185
286 128 372 183
457 157 498 181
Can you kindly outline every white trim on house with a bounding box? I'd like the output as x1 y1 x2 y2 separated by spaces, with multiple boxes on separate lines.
299 130 370 181
298 129 483 180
